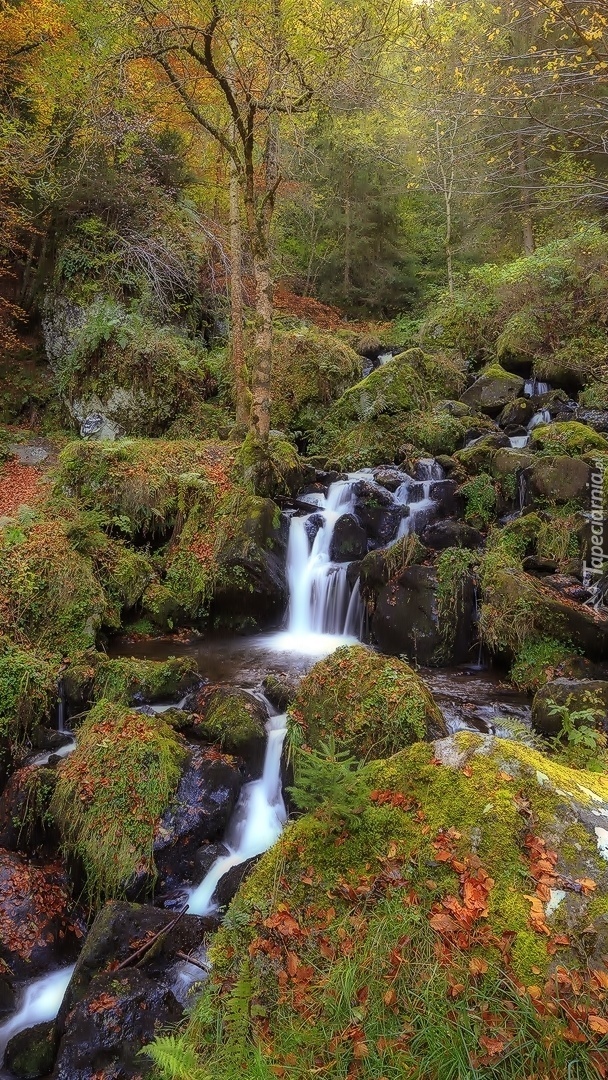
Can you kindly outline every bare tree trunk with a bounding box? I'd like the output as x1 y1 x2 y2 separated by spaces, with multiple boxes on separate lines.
250 243 273 443
516 132 535 255
229 143 248 431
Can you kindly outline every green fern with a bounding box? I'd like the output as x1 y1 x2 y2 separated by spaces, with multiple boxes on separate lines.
142 1034 208 1080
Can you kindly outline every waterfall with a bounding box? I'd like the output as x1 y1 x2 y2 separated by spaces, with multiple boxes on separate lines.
509 435 530 449
528 408 551 431
524 379 550 397
395 459 443 538
0 965 75 1065
187 713 287 917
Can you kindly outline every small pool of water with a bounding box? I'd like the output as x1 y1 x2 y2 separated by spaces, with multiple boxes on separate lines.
111 631 531 735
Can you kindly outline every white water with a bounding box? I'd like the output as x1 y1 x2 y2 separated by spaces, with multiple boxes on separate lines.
524 379 550 397
0 965 74 1065
187 713 287 916
528 408 551 431
509 435 530 449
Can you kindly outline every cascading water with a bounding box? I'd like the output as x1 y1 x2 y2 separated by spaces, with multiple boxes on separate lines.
524 379 550 397
0 966 75 1067
528 408 551 431
395 460 443 538
187 712 287 917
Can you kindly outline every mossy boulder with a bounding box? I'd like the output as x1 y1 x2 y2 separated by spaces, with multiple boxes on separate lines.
0 764 57 853
528 456 591 504
288 645 446 761
172 731 608 1079
498 396 537 429
460 365 524 416
186 685 267 763
328 513 367 561
51 701 187 905
0 641 58 787
359 534 427 598
53 437 236 540
269 326 362 440
82 654 199 707
454 432 510 474
4 1021 58 1079
372 554 477 666
530 421 608 457
532 678 608 737
0 517 108 654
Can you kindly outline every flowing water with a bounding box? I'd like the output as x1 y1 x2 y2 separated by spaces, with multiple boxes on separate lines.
0 966 75 1068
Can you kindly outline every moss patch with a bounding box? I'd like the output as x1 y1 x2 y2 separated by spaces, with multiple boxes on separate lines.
0 640 58 777
52 701 186 905
288 644 445 763
530 421 608 457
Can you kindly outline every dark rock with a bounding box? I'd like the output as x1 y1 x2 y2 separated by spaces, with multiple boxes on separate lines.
412 458 444 481
421 519 483 551
575 408 608 434
522 555 559 575
528 457 591 504
5 1020 57 1079
29 728 73 753
193 842 230 881
346 561 362 589
0 851 81 979
460 368 525 416
540 573 591 604
262 673 299 712
429 479 459 515
373 468 409 492
210 498 289 631
184 685 267 767
153 748 243 890
532 679 608 736
0 765 57 853
0 977 16 1018
57 901 213 1025
53 970 181 1080
304 512 324 545
353 481 401 547
329 514 367 562
372 564 476 666
498 398 536 429
213 856 259 909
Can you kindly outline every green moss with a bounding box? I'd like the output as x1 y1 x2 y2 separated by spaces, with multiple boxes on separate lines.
89 654 198 705
53 437 236 540
436 547 477 660
236 432 302 498
531 421 608 456
288 645 445 763
510 637 581 693
0 515 108 653
191 687 266 755
52 701 186 906
0 641 58 774
460 472 497 528
155 733 608 1080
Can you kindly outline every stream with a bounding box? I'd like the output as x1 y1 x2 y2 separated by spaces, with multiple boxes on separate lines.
0 464 533 1071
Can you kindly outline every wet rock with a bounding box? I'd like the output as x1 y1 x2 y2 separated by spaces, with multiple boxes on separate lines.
373 564 476 666
528 457 591 504
213 856 259 909
373 468 409 492
498 397 536 429
0 977 16 1018
329 513 367 562
5 1020 57 1079
193 841 230 881
29 728 73 753
153 748 243 890
460 367 525 416
490 448 534 483
429 479 459 515
0 851 81 979
0 765 57 854
420 519 483 551
58 901 212 1022
532 679 608 736
210 497 289 631
353 480 402 546
303 512 324 545
262 673 299 712
455 433 511 473
53 970 181 1080
575 407 608 434
522 555 559 575
185 685 267 766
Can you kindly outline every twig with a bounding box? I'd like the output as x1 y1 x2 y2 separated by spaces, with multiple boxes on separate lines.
116 904 189 970
176 950 210 972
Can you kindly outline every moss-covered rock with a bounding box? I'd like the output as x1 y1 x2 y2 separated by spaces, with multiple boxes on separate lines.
528 456 591 504
4 1020 58 1079
236 431 303 499
0 641 58 785
164 731 608 1080
84 654 199 706
372 553 477 666
52 701 187 905
53 437 236 540
288 645 446 761
498 396 536 429
530 421 608 457
186 685 267 761
532 678 608 737
0 516 108 653
454 432 510 474
460 365 524 415
269 325 362 440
